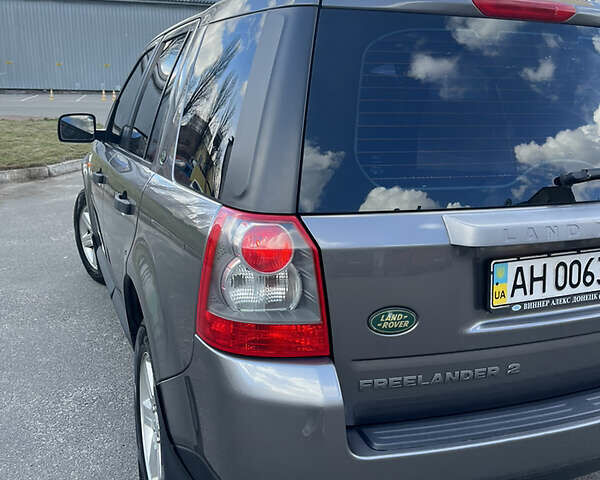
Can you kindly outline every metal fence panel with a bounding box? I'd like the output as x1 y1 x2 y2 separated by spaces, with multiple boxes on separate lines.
0 0 206 90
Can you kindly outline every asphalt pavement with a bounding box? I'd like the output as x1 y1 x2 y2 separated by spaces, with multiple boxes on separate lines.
0 173 137 479
1 172 600 480
0 92 113 123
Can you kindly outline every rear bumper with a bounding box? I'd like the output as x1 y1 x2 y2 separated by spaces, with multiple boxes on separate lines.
158 337 600 480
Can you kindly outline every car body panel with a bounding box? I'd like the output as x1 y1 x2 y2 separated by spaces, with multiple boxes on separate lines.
157 337 600 480
130 174 220 381
86 144 119 296
100 146 154 287
94 144 154 337
200 0 318 25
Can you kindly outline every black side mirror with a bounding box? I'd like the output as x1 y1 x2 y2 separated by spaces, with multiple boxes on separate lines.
58 114 96 143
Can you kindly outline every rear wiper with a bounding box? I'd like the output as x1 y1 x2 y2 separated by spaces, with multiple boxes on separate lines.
554 168 600 187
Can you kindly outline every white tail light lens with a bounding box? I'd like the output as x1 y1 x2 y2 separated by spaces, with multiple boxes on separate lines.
221 259 302 312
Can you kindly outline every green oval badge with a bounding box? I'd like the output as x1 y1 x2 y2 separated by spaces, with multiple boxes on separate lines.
368 307 418 336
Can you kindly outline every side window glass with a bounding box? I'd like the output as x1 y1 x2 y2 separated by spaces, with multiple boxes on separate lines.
145 35 188 164
130 35 187 159
111 50 154 142
174 14 265 197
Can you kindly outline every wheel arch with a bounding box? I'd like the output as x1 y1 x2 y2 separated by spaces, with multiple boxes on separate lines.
124 274 144 345
125 234 176 382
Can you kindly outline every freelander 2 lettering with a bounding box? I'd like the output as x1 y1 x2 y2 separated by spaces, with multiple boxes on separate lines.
358 363 521 391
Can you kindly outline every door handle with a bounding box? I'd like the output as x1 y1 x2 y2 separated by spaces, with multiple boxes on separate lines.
114 192 134 215
92 171 106 184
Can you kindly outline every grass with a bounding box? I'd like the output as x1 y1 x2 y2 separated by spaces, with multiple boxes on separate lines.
0 119 92 170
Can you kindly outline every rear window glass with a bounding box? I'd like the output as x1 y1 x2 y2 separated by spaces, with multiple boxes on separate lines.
299 10 600 213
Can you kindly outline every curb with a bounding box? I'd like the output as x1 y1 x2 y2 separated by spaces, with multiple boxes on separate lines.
0 159 81 185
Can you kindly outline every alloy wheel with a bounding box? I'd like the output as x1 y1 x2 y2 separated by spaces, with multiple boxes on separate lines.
139 352 163 480
78 206 97 270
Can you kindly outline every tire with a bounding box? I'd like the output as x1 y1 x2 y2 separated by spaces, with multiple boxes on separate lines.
135 325 164 480
73 189 104 284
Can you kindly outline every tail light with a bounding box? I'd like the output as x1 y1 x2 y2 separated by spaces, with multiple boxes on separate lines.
473 0 575 22
196 207 330 357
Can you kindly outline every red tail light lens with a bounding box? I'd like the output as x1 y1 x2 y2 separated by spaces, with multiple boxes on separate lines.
201 312 330 357
241 225 293 274
196 207 330 357
473 0 575 22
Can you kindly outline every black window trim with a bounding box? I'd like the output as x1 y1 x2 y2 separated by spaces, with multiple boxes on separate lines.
105 44 161 166
167 24 209 186
108 24 196 168
169 21 220 198
142 24 196 167
105 40 161 144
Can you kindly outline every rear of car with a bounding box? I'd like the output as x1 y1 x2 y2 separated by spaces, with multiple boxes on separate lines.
64 0 600 478
167 1 600 479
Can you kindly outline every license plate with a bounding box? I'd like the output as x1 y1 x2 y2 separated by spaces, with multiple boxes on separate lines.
490 250 600 311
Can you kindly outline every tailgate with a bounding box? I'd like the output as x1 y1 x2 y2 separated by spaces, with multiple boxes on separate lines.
299 8 600 424
303 210 600 424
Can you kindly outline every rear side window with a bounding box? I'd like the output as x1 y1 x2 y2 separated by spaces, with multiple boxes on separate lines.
146 35 189 164
173 13 266 197
299 10 600 213
131 35 187 159
111 49 154 141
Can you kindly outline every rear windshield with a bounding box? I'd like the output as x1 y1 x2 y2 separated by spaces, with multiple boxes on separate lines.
299 10 600 213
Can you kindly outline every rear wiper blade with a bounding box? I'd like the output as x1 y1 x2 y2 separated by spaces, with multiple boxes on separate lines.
554 168 600 187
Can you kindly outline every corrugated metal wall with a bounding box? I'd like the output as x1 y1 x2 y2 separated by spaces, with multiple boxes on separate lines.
0 0 207 90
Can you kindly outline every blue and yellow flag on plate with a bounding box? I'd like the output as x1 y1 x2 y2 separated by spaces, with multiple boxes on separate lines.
493 262 508 306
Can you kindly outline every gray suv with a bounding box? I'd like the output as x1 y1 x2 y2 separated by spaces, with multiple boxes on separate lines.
59 0 600 478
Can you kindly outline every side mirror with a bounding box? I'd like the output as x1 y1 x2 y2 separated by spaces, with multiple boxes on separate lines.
58 114 96 143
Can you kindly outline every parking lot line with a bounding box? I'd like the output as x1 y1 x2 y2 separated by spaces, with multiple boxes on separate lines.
75 95 87 103
20 95 39 102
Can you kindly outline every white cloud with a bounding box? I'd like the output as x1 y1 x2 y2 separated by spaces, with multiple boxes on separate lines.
299 141 344 212
408 54 457 82
190 0 252 89
510 178 531 200
514 105 600 168
447 17 523 56
183 2 256 122
543 34 561 49
360 187 437 211
511 105 600 199
359 186 466 212
407 54 463 99
593 35 600 53
521 59 555 83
